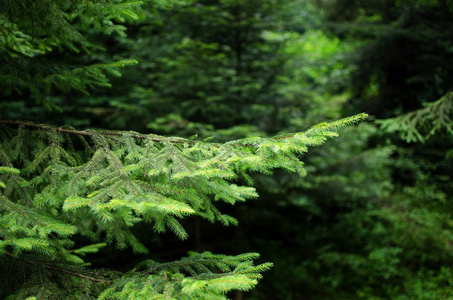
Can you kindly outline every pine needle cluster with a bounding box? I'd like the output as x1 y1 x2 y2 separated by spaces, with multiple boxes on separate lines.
0 114 367 298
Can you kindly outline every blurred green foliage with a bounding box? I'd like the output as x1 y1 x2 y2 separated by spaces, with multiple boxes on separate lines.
2 0 453 299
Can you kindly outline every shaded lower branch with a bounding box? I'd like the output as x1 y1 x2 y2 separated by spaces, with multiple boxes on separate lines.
4 251 113 284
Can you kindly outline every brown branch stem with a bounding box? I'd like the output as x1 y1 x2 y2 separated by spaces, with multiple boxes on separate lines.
0 119 301 148
0 119 189 144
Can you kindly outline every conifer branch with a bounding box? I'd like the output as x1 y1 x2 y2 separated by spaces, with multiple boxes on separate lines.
0 112 368 146
0 114 367 298
378 92 453 143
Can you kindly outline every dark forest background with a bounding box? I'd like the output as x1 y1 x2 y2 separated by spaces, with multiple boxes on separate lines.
2 0 453 298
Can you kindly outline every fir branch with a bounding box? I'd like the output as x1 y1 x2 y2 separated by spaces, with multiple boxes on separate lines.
1 114 367 252
0 112 368 146
378 92 453 143
99 251 272 299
